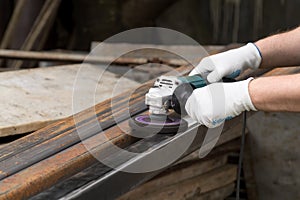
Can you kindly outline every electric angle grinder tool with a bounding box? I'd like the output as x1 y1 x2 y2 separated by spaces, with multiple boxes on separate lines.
129 73 245 200
129 75 235 134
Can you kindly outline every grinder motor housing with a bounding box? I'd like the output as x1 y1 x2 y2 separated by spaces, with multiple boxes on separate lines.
129 75 235 134
145 75 207 116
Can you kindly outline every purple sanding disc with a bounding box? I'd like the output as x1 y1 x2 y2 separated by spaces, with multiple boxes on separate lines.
129 114 188 134
133 115 181 126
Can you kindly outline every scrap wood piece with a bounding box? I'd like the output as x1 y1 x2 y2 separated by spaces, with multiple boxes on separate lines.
137 164 237 200
0 67 17 72
0 63 139 138
196 183 235 200
118 136 241 199
90 42 219 66
0 43 212 67
0 49 149 65
119 154 229 200
263 66 300 76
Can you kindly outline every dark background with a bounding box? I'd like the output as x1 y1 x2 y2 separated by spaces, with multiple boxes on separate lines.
0 0 299 51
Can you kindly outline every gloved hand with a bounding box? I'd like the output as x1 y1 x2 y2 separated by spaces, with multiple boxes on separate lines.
185 78 257 128
189 43 262 83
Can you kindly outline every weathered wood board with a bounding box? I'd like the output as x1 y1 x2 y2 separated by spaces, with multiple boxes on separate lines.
136 164 237 200
119 154 229 200
0 64 139 137
118 138 241 200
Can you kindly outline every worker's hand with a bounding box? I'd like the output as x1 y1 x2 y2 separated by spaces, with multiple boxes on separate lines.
185 78 257 128
190 43 262 83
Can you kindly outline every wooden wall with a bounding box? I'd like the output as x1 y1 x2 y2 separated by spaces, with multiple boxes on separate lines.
0 0 300 50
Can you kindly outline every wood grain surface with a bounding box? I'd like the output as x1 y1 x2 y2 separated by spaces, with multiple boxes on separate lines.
0 63 139 137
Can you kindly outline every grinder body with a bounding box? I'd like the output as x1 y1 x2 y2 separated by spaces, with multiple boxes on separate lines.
129 75 206 134
129 74 236 134
145 75 206 116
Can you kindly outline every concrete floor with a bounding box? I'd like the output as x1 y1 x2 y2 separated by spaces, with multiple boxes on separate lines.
247 112 300 200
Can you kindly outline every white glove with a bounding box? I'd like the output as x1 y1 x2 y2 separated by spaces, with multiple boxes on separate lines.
190 43 262 83
185 78 257 128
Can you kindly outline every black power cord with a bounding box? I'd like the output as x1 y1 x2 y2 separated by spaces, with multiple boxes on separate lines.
236 111 247 200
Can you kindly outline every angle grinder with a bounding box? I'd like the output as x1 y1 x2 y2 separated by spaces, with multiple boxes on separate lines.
129 73 246 199
129 75 235 134
129 75 204 134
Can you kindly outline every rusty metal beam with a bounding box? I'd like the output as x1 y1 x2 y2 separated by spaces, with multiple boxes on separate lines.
32 118 244 200
0 109 244 200
57 66 300 200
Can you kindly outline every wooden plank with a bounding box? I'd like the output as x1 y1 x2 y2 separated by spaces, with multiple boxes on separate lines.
0 49 148 65
119 138 240 200
135 165 237 200
0 64 139 137
91 42 225 62
11 0 61 69
0 67 17 72
196 183 235 200
119 154 229 200
0 43 226 67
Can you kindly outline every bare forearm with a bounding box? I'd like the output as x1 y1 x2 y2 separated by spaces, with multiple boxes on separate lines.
255 26 300 68
249 73 300 112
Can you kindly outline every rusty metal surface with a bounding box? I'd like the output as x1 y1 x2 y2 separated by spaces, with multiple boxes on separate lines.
0 113 244 200
0 65 192 200
32 119 244 200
